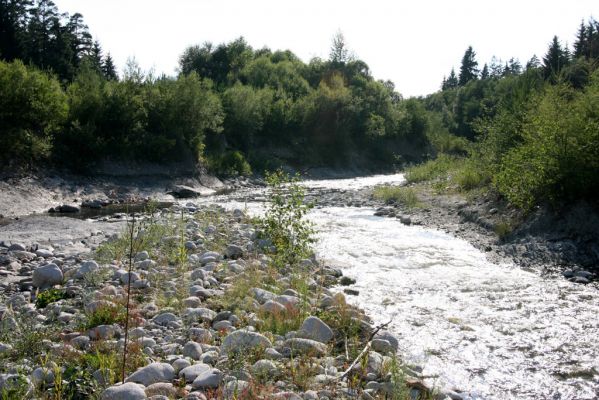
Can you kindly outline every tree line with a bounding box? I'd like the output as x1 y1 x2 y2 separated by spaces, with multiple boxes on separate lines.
424 18 599 209
1 1 430 173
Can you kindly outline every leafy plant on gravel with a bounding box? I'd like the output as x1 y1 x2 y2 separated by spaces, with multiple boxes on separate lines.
0 310 56 361
35 288 69 309
0 374 30 400
494 220 513 240
259 169 315 269
81 302 127 330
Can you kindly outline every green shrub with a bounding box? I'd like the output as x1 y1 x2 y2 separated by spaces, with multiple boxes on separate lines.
494 80 599 209
0 60 67 166
259 170 315 268
82 303 127 330
453 161 489 191
35 288 69 309
373 186 421 208
207 150 252 176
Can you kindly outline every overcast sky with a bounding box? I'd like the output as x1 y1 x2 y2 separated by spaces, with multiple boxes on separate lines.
54 0 598 97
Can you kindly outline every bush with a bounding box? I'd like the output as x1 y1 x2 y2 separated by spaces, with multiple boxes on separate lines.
494 80 599 209
259 170 315 268
0 60 67 166
207 150 252 176
35 288 69 309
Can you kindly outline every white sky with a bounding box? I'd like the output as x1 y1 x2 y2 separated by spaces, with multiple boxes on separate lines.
54 0 598 97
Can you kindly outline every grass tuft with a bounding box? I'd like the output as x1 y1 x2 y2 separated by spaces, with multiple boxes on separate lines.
373 186 421 208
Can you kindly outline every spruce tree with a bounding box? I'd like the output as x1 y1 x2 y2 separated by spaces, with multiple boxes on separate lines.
574 20 587 58
543 36 569 79
102 52 118 80
458 46 479 85
480 63 489 79
445 68 458 89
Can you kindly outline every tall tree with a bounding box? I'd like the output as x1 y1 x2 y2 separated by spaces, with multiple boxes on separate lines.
329 30 350 64
574 20 587 58
480 63 489 79
543 36 569 79
444 68 458 89
489 56 503 78
0 0 31 61
526 55 541 70
85 39 103 74
25 0 59 69
458 46 479 85
102 52 117 80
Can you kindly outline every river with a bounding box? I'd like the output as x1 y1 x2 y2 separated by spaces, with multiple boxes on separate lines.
201 173 599 399
3 173 597 399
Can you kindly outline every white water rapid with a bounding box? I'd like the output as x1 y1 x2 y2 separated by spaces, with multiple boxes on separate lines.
205 173 599 399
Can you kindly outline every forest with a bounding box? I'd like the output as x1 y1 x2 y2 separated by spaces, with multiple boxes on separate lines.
0 0 428 174
1 0 598 210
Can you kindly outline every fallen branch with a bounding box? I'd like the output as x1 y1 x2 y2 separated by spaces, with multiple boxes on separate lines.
338 319 393 381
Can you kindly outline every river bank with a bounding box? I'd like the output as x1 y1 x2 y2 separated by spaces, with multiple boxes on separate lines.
359 182 599 283
2 172 599 398
0 201 439 399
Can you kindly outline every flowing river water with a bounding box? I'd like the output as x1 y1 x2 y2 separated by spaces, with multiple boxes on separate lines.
200 173 599 399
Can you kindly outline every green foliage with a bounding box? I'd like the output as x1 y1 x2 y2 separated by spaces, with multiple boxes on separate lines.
57 67 223 167
0 60 67 166
260 170 315 268
494 80 599 209
207 150 252 176
459 46 479 86
35 288 69 309
373 186 421 208
405 155 461 183
82 302 127 330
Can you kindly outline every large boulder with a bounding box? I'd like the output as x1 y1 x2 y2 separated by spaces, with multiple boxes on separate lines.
32 264 63 288
179 363 211 383
168 185 203 199
225 244 243 259
221 329 272 354
125 363 175 386
152 312 178 326
374 330 399 353
298 316 334 343
102 382 147 400
75 260 99 278
284 338 328 356
191 368 223 389
182 341 203 360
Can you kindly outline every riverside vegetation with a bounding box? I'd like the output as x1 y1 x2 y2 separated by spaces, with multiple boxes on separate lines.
0 0 429 174
2 1 598 217
0 173 436 399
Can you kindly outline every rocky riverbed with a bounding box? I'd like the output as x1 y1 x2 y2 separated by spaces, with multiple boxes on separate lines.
0 201 437 399
2 172 599 399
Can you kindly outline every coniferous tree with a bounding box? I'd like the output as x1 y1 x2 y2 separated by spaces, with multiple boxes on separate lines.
85 40 103 74
480 63 489 79
102 52 117 80
526 55 541 70
574 20 587 58
25 0 59 69
445 68 458 89
458 46 478 85
330 30 350 64
489 56 503 78
543 36 569 78
0 0 31 61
